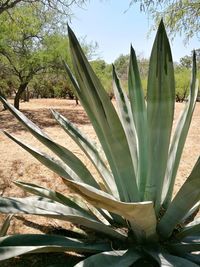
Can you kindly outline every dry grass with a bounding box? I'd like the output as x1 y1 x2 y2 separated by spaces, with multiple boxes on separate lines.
0 98 199 265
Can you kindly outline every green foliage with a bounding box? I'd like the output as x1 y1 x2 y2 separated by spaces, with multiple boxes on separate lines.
114 54 129 81
175 68 190 102
0 4 99 107
175 50 200 101
180 50 200 70
0 0 88 16
0 21 199 266
0 3 61 108
91 60 112 94
30 72 76 99
129 0 200 41
114 54 149 94
180 55 193 69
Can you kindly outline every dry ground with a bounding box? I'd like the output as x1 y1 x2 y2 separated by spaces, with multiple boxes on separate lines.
0 98 199 265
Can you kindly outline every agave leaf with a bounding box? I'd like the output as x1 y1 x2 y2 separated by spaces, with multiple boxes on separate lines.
16 180 119 226
182 253 200 265
0 215 12 237
167 236 200 253
67 25 139 202
74 248 141 267
158 157 200 238
0 97 99 189
51 109 118 198
182 235 200 243
112 65 138 181
74 251 125 267
0 196 97 221
4 133 122 226
14 181 97 220
162 52 198 207
46 256 82 267
62 178 157 239
0 196 126 240
146 249 199 267
46 259 82 267
145 20 175 212
0 234 111 261
177 218 200 239
182 202 200 223
128 45 148 198
3 131 81 182
110 248 142 266
51 110 124 224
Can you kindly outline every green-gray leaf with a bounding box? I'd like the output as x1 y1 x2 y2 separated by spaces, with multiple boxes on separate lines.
128 45 148 199
112 65 138 182
167 236 200 254
51 109 118 198
74 248 141 267
162 51 198 207
67 25 139 202
62 177 156 239
177 218 200 239
0 196 126 240
145 20 175 213
14 181 98 220
0 234 111 261
146 248 199 266
158 157 200 238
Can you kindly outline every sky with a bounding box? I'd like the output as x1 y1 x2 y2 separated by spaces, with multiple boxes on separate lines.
69 0 199 63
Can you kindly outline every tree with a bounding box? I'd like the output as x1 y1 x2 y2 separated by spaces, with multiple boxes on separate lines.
129 0 200 41
0 4 100 109
180 55 192 69
0 4 63 109
0 62 14 98
174 67 190 102
91 59 112 95
114 54 129 81
0 0 87 16
180 49 200 69
114 53 149 94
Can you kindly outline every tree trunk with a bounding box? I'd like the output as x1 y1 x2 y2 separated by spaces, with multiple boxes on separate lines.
14 82 28 110
0 90 7 110
75 96 79 105
22 88 30 102
197 89 200 102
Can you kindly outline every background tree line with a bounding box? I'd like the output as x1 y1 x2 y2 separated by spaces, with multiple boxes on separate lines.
0 0 199 109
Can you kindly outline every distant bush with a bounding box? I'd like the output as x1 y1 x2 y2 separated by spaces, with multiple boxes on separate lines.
175 68 190 102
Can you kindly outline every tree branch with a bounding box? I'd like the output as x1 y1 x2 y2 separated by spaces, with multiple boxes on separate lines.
0 49 21 77
0 0 22 15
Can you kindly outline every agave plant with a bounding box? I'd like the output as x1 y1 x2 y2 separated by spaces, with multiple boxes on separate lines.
0 21 199 266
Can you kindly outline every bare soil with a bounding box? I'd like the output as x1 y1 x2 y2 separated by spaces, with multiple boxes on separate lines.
0 98 199 265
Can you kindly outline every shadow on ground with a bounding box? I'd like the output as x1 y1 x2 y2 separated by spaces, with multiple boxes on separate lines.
0 108 90 133
15 216 86 239
1 216 85 267
1 253 82 267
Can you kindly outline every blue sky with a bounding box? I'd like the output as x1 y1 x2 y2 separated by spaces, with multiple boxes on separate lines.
70 0 199 63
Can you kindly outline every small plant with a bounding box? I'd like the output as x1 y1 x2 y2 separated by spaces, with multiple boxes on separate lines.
0 215 12 237
0 21 199 266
